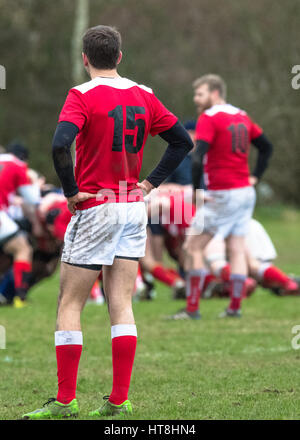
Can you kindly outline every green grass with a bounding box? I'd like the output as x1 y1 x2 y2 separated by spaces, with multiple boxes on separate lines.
0 205 300 420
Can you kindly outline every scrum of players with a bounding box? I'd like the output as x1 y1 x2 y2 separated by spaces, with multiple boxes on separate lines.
0 142 104 307
0 74 299 314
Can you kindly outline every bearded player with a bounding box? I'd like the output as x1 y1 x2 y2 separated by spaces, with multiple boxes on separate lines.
172 74 273 319
22 25 193 419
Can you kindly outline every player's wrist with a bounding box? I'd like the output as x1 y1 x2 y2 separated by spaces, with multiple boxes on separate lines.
249 175 258 185
138 179 154 195
65 189 79 199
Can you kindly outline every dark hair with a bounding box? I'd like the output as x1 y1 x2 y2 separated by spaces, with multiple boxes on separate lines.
83 25 122 70
6 141 29 161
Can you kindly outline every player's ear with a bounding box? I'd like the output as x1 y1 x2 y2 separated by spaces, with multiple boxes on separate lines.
82 53 89 67
117 51 123 65
212 89 220 100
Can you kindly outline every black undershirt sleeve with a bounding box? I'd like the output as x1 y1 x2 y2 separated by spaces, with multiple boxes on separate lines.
251 133 273 179
146 121 194 187
52 121 79 198
191 140 210 190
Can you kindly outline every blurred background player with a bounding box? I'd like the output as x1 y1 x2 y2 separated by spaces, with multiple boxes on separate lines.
172 74 273 320
140 185 194 299
144 121 195 297
143 120 204 300
202 218 299 298
0 191 105 305
245 219 299 295
0 142 41 307
164 120 195 186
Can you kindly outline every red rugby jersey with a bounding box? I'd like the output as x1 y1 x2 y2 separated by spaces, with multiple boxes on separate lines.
46 200 72 241
0 154 30 209
58 76 178 210
195 103 263 190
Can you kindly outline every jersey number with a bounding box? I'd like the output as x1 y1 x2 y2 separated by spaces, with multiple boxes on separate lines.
108 105 146 154
227 123 249 153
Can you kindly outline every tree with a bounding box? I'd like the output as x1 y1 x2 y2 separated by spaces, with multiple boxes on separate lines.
71 0 90 85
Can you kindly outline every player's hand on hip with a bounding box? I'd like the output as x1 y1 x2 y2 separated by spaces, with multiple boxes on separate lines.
249 176 258 186
67 192 95 214
137 180 154 197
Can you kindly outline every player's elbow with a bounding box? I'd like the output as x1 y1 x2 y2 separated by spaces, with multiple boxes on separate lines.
52 121 79 152
185 134 194 152
253 133 273 157
176 129 194 154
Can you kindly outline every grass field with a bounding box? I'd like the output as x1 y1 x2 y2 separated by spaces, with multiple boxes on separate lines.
0 205 300 420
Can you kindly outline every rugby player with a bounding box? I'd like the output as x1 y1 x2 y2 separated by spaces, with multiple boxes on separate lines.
22 25 193 419
172 74 273 319
0 146 40 307
202 218 299 298
141 186 194 299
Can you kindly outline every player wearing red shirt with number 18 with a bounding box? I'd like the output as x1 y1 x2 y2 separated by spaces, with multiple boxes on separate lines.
22 25 193 419
171 74 273 321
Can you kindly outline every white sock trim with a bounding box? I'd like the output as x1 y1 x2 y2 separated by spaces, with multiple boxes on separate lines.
111 324 137 339
55 331 83 346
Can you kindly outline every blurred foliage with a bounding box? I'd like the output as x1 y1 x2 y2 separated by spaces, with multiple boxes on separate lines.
0 0 299 204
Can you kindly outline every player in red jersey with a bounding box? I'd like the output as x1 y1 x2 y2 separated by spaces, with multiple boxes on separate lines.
141 186 195 298
171 74 273 320
22 25 193 419
0 146 40 307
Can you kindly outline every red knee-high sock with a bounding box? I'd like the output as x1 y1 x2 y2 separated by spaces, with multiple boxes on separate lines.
109 325 137 405
202 273 216 291
212 263 231 282
220 264 231 282
262 265 291 288
186 269 208 313
166 267 182 283
55 331 83 404
13 261 32 299
228 274 247 311
151 264 180 287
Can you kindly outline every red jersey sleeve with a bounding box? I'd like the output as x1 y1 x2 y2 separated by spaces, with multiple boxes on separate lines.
58 89 89 131
149 93 178 136
249 118 263 140
16 165 31 187
195 114 215 143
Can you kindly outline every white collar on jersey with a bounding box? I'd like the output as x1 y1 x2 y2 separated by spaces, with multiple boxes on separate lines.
0 153 25 165
204 103 245 117
73 76 153 95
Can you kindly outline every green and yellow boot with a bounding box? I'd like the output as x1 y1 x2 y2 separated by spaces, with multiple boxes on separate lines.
22 398 79 419
89 395 132 418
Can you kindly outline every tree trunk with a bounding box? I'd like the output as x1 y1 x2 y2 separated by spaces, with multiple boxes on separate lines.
71 0 90 85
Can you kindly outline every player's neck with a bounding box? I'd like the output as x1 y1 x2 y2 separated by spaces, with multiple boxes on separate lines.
211 99 226 107
89 67 120 80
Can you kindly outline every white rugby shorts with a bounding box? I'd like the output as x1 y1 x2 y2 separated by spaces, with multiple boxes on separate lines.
0 210 20 245
245 218 277 261
61 202 147 268
191 186 256 238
